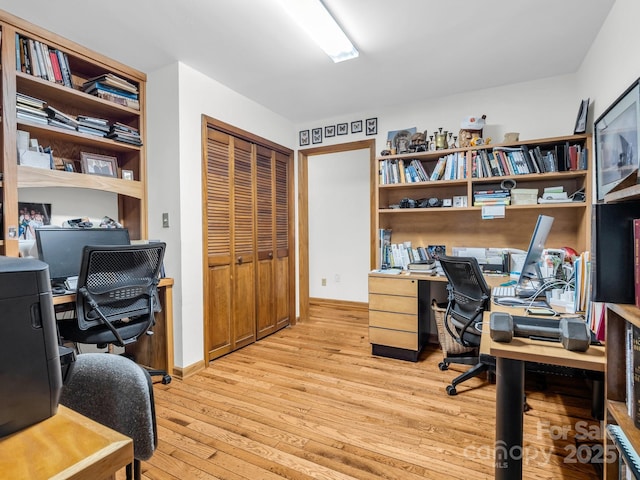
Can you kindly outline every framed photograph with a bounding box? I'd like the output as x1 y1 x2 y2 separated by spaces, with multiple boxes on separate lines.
19 202 52 240
337 123 348 135
312 127 322 144
299 130 310 146
121 169 134 180
365 117 378 136
351 120 363 134
63 160 76 172
80 152 118 177
325 125 335 138
594 78 640 201
387 127 417 154
574 98 590 134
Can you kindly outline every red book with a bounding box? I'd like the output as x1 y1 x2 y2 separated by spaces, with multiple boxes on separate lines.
49 50 63 83
635 218 640 309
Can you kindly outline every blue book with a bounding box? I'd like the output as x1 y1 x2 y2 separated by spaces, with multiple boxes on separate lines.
84 82 139 99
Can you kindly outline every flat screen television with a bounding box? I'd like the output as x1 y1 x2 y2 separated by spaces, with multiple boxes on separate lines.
35 228 130 285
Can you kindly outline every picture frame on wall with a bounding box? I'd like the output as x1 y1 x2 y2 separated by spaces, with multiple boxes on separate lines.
337 123 348 135
366 118 378 136
299 130 310 146
312 128 322 144
594 78 640 201
325 125 335 138
351 120 363 134
80 152 118 178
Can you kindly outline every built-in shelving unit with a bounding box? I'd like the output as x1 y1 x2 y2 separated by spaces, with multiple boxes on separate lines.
374 134 592 257
0 9 148 255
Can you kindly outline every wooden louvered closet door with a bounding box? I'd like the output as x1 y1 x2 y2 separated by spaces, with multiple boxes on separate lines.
203 120 292 362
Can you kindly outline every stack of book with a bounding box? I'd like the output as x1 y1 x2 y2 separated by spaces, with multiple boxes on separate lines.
15 34 73 88
408 260 436 275
473 189 511 206
45 106 78 131
76 116 111 137
82 74 140 110
16 93 49 125
107 122 142 146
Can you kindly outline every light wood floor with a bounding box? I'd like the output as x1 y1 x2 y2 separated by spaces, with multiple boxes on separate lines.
133 304 602 479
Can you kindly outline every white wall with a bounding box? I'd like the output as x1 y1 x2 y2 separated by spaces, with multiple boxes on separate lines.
577 0 640 121
147 62 295 369
308 149 370 302
149 0 640 371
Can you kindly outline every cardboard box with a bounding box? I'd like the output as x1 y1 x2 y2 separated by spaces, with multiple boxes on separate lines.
511 188 538 205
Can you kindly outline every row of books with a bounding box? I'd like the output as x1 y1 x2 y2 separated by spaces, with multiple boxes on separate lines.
473 189 511 206
81 73 140 111
15 34 140 111
430 152 466 180
16 92 142 145
379 142 587 185
378 230 446 272
472 143 587 178
379 158 430 184
15 34 73 88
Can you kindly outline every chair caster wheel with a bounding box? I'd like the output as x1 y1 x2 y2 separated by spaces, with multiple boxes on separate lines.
446 385 457 396
438 361 449 371
162 375 172 385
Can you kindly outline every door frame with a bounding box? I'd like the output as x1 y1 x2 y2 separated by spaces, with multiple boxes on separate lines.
297 139 377 322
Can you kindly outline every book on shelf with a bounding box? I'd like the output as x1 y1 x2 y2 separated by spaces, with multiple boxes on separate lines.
15 34 73 87
633 323 640 429
635 218 640 309
84 81 139 100
45 106 78 128
607 424 640 479
17 92 47 108
82 73 138 94
93 90 140 110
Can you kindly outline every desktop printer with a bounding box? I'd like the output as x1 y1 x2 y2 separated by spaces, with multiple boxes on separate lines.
0 256 72 437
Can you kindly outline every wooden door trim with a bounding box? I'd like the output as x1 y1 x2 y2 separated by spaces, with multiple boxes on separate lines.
297 139 376 322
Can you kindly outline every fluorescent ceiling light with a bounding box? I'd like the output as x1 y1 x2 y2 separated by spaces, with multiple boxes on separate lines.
278 0 358 63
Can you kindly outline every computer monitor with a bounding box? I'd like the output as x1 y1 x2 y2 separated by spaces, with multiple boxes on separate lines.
35 228 130 285
517 214 554 291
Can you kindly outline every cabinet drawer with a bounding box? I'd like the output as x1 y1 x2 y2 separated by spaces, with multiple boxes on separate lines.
369 293 417 315
369 327 418 351
369 276 417 296
369 310 417 332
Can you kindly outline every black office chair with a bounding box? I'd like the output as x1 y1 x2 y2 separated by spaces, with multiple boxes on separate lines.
437 255 494 395
57 243 171 384
60 353 157 480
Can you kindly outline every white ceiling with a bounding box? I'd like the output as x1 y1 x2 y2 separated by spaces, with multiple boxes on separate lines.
4 0 615 124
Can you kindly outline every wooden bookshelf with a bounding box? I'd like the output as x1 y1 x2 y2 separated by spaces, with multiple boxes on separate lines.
0 9 147 255
374 134 593 258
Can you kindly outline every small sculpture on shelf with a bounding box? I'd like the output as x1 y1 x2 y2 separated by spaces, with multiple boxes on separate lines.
434 127 448 150
459 115 486 148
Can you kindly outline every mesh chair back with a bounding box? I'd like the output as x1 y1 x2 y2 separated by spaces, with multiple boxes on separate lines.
76 243 165 331
438 255 491 346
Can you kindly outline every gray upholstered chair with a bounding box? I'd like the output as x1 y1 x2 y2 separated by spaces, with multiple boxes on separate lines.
60 353 157 480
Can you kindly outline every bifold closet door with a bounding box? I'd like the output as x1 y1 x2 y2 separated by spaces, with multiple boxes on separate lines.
204 129 256 361
255 148 291 338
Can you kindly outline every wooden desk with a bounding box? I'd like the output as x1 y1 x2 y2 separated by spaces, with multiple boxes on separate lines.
53 277 174 376
0 405 132 479
484 304 605 480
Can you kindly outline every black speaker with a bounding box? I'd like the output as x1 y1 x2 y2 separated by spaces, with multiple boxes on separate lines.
591 201 640 303
0 257 63 437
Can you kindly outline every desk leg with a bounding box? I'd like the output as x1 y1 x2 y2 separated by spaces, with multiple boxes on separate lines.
495 357 524 480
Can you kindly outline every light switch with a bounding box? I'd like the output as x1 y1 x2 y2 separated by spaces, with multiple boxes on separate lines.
162 213 169 228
